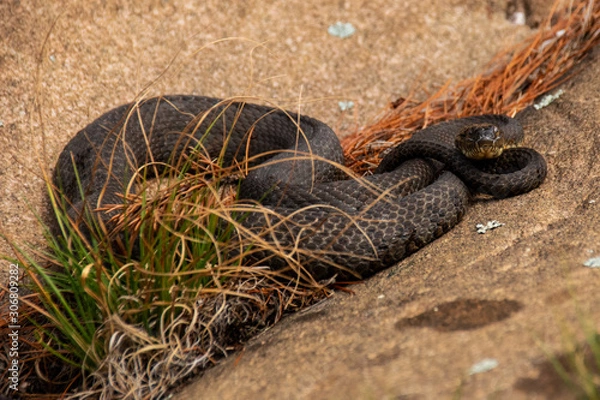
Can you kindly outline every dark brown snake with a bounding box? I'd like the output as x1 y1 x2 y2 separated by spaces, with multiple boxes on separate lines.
53 95 547 281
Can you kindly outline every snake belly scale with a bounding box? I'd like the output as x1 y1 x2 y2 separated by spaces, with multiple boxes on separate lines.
53 96 547 281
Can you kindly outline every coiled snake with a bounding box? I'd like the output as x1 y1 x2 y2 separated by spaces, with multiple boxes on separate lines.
53 96 547 281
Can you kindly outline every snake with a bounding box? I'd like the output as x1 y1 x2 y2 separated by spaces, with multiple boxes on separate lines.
52 95 547 281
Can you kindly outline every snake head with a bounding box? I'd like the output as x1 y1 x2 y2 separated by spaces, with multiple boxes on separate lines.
455 124 507 160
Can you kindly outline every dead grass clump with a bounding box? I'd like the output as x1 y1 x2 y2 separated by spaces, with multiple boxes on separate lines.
80 276 325 399
67 139 341 398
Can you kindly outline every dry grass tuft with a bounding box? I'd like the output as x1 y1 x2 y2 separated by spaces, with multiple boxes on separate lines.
70 130 338 398
341 0 600 173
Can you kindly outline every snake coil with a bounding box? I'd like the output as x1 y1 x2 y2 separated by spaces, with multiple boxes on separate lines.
53 96 546 281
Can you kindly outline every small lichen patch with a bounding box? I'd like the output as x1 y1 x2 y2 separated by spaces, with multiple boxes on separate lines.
476 220 505 234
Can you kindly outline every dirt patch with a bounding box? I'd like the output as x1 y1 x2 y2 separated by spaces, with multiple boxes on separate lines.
395 298 524 332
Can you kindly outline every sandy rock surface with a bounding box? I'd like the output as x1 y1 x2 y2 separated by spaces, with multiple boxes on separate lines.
4 0 599 399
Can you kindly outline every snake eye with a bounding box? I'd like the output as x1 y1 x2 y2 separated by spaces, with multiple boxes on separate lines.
479 125 499 141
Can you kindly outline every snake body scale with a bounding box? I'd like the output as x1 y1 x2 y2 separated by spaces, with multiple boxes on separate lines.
53 95 547 281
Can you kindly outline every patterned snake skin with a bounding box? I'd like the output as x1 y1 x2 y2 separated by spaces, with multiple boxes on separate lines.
53 96 547 281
